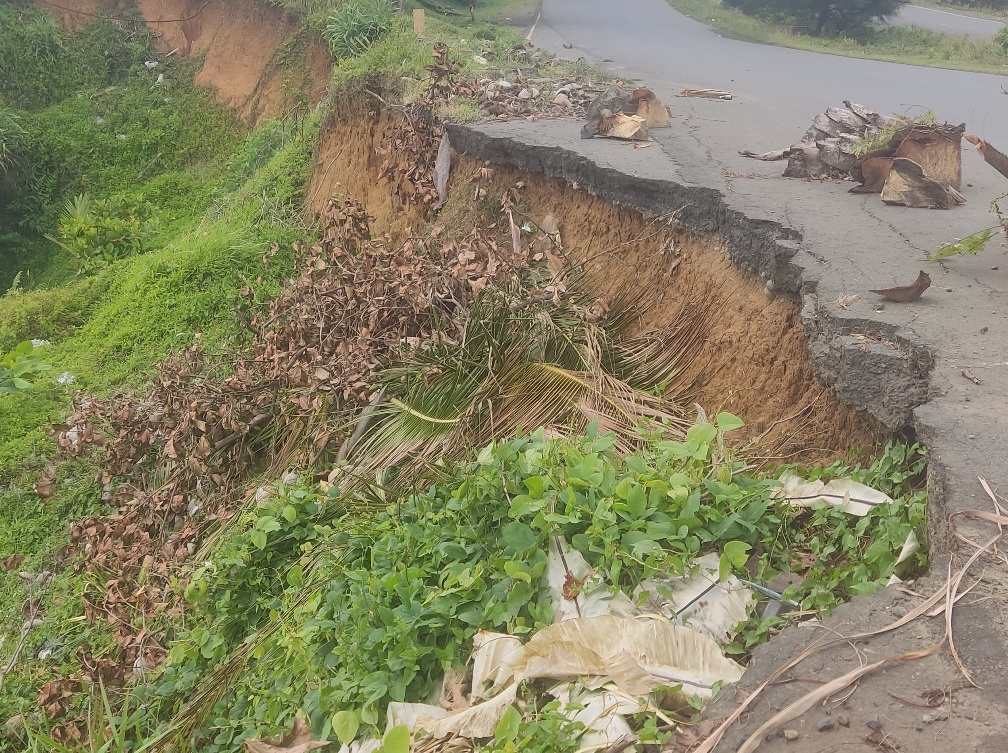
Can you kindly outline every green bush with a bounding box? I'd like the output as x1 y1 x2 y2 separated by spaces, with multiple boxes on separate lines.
144 425 925 748
0 8 154 110
995 24 1008 53
0 340 52 394
722 0 907 36
0 104 24 172
324 0 399 59
56 193 159 274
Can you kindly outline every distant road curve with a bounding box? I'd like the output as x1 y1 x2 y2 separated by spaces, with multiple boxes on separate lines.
887 4 1004 37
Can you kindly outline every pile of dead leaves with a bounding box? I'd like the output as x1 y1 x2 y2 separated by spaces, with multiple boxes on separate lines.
377 102 445 210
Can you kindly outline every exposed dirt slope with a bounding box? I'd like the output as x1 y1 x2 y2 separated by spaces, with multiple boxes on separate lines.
305 107 433 239
39 0 331 123
446 159 877 461
315 137 876 461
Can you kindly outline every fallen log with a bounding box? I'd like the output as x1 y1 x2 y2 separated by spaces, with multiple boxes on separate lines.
891 123 965 190
850 156 894 194
628 87 672 128
965 133 1008 180
880 158 966 209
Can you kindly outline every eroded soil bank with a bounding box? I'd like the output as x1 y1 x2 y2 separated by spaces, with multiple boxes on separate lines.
39 0 331 122
305 104 879 462
38 0 876 462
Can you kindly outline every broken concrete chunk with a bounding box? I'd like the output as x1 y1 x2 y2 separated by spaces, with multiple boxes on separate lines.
825 105 871 132
783 144 833 180
818 138 857 173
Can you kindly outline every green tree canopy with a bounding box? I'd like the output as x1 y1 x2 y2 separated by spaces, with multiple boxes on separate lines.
722 0 909 36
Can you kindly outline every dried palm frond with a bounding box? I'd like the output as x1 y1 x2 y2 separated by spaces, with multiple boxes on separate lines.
337 281 716 491
598 112 649 140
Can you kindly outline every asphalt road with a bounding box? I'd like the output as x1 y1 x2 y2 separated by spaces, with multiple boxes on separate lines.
888 4 1004 37
535 0 1007 135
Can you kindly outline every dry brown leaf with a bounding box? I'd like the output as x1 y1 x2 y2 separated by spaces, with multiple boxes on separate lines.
242 717 330 753
1 554 25 571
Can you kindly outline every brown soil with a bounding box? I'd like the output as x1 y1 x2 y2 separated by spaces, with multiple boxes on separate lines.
304 105 432 238
435 155 879 463
40 0 332 124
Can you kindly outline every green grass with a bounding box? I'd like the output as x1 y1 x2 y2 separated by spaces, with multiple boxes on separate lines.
666 0 1008 73
0 7 323 734
913 0 1008 22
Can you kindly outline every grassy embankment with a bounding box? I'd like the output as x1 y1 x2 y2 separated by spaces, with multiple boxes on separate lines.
666 0 1008 73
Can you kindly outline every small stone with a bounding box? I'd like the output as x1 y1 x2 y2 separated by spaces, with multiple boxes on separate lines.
817 717 836 732
553 92 572 107
866 715 882 731
518 88 532 99
783 729 799 741
563 41 573 49
473 54 487 65
837 714 850 728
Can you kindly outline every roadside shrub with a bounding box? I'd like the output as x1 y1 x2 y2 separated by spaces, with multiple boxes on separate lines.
723 0 907 36
324 0 398 59
995 25 1008 53
0 340 52 394
57 193 159 274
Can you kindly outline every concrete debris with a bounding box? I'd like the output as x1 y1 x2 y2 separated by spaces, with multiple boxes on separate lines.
585 83 631 121
480 76 599 119
817 716 837 732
